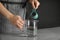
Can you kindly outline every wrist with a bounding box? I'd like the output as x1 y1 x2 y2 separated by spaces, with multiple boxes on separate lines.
7 13 15 20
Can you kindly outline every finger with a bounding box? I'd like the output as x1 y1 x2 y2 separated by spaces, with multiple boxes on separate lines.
17 20 24 30
35 1 40 9
35 4 39 9
17 23 23 30
17 16 24 24
17 21 23 30
32 2 35 9
19 19 24 24
17 20 23 26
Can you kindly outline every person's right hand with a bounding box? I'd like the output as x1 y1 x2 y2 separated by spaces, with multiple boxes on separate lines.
9 15 25 30
0 2 25 30
29 0 40 9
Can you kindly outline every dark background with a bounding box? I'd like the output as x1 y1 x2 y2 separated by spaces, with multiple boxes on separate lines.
26 0 60 29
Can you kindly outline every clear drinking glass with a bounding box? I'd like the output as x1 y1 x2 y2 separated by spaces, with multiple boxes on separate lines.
25 20 38 37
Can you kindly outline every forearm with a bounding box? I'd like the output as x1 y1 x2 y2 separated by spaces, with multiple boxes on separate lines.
0 2 14 19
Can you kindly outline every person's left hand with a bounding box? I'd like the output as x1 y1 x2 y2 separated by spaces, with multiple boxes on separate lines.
29 0 40 9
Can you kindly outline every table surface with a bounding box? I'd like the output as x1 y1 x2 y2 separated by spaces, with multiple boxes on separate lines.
0 27 60 40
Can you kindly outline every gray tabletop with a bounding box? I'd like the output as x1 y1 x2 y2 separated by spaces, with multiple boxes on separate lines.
0 27 60 40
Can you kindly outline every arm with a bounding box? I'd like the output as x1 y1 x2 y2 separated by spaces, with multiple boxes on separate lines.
0 2 24 30
0 2 14 20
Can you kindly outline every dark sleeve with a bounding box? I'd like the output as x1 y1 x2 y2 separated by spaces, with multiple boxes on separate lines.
22 0 29 8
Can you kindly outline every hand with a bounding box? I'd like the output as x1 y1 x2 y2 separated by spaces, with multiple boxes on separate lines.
29 0 40 9
9 15 25 30
0 2 25 30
